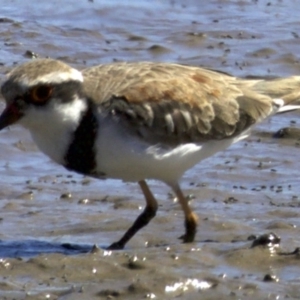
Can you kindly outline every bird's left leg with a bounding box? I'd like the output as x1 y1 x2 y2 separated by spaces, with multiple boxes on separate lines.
107 180 158 250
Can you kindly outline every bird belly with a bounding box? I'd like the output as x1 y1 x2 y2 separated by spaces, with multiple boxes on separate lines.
95 121 248 183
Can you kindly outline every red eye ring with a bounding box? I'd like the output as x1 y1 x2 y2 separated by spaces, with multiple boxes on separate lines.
30 85 53 103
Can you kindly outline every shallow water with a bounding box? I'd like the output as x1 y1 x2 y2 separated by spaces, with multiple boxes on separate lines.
1 0 300 299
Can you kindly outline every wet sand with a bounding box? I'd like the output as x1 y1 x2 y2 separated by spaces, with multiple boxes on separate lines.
1 0 300 299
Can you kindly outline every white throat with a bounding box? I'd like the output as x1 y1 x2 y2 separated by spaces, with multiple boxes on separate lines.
20 96 88 165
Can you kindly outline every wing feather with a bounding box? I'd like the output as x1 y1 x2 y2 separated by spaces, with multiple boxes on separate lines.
82 62 275 143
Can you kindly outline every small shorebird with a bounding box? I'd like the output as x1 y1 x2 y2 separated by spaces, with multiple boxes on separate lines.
0 59 300 249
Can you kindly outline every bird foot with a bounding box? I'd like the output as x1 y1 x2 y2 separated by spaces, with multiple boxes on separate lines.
178 233 195 243
106 241 125 250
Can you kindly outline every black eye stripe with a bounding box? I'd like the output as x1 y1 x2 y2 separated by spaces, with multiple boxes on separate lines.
15 81 85 106
53 80 85 103
21 80 84 106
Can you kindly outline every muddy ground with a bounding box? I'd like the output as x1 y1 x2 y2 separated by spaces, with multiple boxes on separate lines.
1 0 300 299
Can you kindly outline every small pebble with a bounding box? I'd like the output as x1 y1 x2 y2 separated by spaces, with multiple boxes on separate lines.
263 274 279 282
60 193 72 199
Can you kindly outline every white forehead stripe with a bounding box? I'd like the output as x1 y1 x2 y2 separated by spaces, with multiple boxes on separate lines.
19 68 84 87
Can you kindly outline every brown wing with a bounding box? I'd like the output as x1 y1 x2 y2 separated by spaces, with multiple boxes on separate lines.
82 62 274 143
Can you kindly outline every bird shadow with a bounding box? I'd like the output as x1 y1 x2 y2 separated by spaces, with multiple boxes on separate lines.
0 239 95 258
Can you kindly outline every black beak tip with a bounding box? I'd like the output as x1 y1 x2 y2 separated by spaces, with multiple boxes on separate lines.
0 113 8 131
0 105 22 130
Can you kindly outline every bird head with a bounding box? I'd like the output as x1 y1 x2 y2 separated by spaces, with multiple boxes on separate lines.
0 58 85 131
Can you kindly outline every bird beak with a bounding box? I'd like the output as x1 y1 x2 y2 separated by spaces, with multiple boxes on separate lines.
0 103 23 130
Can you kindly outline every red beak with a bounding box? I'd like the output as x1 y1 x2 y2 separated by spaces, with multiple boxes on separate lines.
0 103 23 130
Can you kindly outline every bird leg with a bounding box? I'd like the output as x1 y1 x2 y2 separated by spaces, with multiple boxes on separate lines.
172 183 198 243
107 180 158 250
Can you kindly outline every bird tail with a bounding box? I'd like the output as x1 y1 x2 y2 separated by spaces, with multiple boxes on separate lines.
241 75 300 114
278 89 300 113
251 76 300 106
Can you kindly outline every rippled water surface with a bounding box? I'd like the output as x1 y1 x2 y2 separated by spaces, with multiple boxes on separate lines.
1 0 300 299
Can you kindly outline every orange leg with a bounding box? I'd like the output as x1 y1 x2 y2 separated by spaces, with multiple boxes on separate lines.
172 183 198 243
107 180 158 250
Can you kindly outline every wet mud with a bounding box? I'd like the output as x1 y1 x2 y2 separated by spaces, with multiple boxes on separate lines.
1 0 300 299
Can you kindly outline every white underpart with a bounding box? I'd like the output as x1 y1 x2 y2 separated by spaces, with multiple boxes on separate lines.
95 118 251 184
272 98 284 112
19 96 87 164
270 98 300 114
277 104 300 113
20 70 83 87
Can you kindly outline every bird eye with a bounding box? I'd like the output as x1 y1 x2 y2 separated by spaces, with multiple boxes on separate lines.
30 85 53 103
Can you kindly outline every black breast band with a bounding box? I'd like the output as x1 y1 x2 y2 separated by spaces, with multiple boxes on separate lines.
64 101 98 175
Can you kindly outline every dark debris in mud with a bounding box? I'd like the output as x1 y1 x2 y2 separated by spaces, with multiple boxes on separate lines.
250 232 281 248
273 127 300 139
